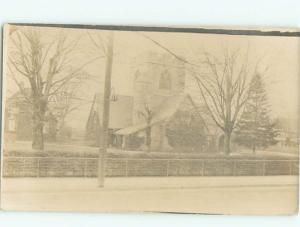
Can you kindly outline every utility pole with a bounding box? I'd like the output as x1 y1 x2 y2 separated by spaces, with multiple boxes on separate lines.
98 31 114 187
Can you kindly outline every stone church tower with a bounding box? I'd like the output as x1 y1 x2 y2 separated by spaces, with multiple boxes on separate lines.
133 52 186 125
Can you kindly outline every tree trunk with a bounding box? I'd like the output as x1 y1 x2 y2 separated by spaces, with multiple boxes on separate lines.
224 65 232 155
32 106 44 150
224 131 231 155
32 120 44 150
252 143 256 154
146 126 151 152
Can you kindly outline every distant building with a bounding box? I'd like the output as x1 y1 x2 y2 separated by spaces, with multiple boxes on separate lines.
85 53 217 151
115 93 215 151
4 89 57 142
275 118 299 148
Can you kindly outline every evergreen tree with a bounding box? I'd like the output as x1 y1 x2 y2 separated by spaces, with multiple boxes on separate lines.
234 74 277 153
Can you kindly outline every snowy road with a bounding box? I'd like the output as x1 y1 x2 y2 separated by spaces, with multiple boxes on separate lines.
1 176 298 215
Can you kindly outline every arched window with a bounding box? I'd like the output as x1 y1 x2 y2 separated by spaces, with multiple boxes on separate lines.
159 71 171 90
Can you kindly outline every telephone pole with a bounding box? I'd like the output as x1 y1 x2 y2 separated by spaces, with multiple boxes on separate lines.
98 31 114 187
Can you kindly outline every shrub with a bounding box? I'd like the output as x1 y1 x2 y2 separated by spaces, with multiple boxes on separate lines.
166 110 207 151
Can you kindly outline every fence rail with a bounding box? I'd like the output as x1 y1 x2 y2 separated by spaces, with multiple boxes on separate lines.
2 156 299 177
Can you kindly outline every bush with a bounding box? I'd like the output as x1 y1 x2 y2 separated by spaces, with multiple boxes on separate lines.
166 110 207 150
125 134 144 150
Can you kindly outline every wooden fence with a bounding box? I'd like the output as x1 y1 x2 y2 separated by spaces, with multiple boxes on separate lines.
2 157 299 177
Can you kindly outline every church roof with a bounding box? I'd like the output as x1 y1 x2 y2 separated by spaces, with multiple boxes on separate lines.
87 93 134 129
115 93 211 135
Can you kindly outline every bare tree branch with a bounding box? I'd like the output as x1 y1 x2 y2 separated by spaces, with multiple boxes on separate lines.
87 31 107 56
7 27 103 150
138 33 260 154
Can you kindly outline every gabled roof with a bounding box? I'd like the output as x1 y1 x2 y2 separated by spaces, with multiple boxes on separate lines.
87 93 134 129
115 93 210 135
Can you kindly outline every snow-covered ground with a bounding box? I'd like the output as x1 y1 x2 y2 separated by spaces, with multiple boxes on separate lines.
4 141 298 159
1 176 298 214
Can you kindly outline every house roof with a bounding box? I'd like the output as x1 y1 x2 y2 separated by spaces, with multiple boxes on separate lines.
88 93 134 129
7 88 32 104
115 93 210 135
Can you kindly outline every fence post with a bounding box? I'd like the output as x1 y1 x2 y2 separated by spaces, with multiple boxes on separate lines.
84 159 87 177
125 159 128 177
37 158 40 178
262 161 266 176
289 161 293 175
201 160 205 176
22 158 25 177
166 160 169 177
233 160 237 176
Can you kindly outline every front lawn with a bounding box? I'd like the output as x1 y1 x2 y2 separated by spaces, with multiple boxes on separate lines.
3 141 298 160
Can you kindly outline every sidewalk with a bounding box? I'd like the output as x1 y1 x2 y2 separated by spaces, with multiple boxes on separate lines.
1 176 298 214
2 176 298 192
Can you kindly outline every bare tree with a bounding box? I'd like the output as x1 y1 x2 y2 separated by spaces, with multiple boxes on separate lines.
51 75 93 137
192 50 253 154
8 27 102 150
140 33 255 154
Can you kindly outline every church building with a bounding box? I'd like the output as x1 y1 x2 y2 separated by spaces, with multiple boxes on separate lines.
86 52 215 151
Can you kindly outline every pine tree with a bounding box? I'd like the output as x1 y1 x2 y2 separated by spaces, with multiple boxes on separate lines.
234 74 277 153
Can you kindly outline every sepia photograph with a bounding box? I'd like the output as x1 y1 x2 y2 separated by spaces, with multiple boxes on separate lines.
0 24 299 214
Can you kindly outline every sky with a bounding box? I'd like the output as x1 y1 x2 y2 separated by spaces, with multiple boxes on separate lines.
4 25 299 130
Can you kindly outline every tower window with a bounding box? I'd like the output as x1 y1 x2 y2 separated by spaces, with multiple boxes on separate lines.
159 71 171 90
